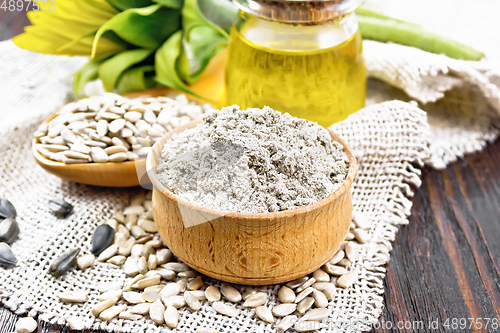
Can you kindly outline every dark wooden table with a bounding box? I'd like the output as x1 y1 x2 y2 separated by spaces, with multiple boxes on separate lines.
1 10 500 333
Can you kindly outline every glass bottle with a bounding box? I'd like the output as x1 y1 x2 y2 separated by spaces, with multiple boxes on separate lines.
225 0 366 127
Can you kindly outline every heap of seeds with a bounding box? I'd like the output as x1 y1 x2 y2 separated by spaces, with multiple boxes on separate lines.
33 93 213 164
58 191 371 330
156 106 350 213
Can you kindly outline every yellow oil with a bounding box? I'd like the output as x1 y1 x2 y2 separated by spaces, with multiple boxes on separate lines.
225 26 366 127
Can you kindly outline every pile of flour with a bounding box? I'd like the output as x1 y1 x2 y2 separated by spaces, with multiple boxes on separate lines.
156 106 350 213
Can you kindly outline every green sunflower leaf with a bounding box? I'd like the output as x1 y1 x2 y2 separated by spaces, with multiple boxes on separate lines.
105 0 154 11
92 4 181 57
98 48 155 91
117 65 157 93
74 54 113 98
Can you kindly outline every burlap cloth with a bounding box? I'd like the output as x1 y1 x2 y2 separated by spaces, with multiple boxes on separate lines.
1 3 500 330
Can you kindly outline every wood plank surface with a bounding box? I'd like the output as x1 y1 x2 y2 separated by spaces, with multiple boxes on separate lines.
1 8 500 333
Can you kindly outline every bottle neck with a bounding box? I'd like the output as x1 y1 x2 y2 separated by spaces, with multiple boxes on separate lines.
235 11 359 51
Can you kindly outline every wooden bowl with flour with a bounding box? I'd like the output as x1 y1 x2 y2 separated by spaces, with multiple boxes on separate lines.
147 119 357 285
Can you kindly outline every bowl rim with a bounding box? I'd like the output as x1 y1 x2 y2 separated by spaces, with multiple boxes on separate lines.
147 118 357 221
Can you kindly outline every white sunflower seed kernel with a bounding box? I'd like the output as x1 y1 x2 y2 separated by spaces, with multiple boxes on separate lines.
297 297 314 314
187 276 204 290
15 317 37 333
149 299 165 324
142 290 161 303
212 302 239 317
301 308 330 322
296 277 316 292
162 295 186 308
312 269 329 283
123 257 139 276
123 291 145 304
97 244 118 262
97 281 123 293
156 249 172 265
138 256 148 275
155 268 176 280
76 254 95 270
56 291 88 303
323 263 347 276
294 287 314 304
286 276 308 289
352 228 370 244
184 291 202 311
205 286 221 302
99 289 122 302
221 284 242 303
132 275 161 289
118 311 142 320
164 305 180 328
159 282 181 298
272 303 297 317
242 292 267 307
130 303 151 315
107 255 126 266
277 315 298 333
100 304 126 321
352 211 371 229
312 289 328 308
329 250 345 265
66 316 85 330
278 286 295 303
163 262 190 272
337 270 359 289
255 306 274 323
91 298 119 316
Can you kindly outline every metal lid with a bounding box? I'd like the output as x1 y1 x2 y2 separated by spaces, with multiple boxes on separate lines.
233 0 362 23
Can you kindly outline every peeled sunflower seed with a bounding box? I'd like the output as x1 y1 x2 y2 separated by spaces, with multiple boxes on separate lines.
205 286 221 302
352 211 371 229
297 297 314 314
277 315 298 333
160 282 181 298
97 281 123 293
0 217 19 244
301 308 330 322
189 290 206 301
337 270 359 289
221 284 242 303
100 304 127 321
130 303 151 315
286 276 308 289
329 250 345 265
162 295 186 308
272 303 297 317
296 277 316 292
15 317 37 333
242 292 267 307
48 199 73 218
56 291 88 303
0 198 16 219
163 262 190 272
184 291 202 311
98 244 118 262
92 298 119 316
212 302 239 317
119 311 142 320
294 287 314 304
312 269 330 283
156 248 172 265
132 275 161 289
255 306 274 324
149 299 165 324
76 254 95 270
50 248 80 277
66 316 85 330
164 305 180 328
312 289 328 308
142 290 161 303
123 291 145 304
91 224 115 255
278 286 295 303
99 289 123 302
187 276 204 291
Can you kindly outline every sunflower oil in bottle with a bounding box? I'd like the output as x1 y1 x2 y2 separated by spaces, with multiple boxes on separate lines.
225 3 366 127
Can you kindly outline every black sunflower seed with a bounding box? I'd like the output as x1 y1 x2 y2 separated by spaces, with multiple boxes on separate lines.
48 199 73 218
0 242 17 266
0 198 16 219
91 224 115 255
50 248 80 277
0 217 19 244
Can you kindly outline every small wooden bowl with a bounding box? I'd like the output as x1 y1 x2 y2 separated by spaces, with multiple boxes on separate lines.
32 88 211 187
147 120 357 285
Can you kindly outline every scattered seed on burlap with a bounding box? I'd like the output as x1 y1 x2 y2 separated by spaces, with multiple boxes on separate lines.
15 317 37 333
